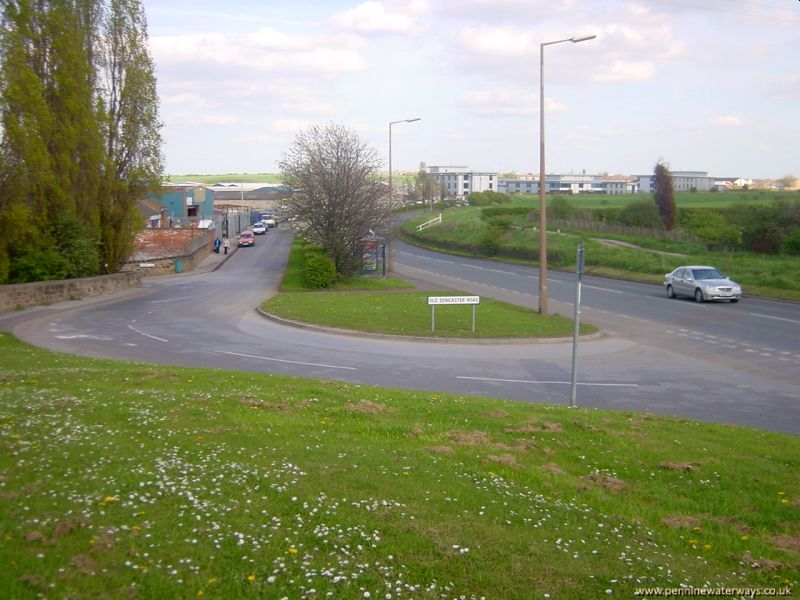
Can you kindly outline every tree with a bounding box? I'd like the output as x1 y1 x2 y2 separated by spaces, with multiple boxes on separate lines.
414 162 437 205
279 123 389 276
777 174 797 190
0 0 162 282
653 159 676 230
97 0 163 272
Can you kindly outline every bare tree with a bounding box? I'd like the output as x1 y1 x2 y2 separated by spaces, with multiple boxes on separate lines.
279 123 389 276
653 159 676 230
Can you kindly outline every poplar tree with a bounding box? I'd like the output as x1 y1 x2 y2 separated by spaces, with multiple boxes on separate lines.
0 0 162 282
653 159 676 231
97 0 163 272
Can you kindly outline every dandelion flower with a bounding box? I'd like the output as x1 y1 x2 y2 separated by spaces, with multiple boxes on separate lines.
247 574 256 582
703 544 711 550
207 578 217 585
741 535 749 541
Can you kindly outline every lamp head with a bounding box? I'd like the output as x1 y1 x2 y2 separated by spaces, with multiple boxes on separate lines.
571 34 597 43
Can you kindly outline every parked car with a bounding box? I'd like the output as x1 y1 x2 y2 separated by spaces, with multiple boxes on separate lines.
238 231 255 247
252 222 267 235
263 217 277 228
664 265 742 303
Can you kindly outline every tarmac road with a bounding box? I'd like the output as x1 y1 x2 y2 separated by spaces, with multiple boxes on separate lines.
3 228 799 435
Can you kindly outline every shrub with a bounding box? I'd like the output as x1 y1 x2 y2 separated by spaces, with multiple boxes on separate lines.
619 201 663 228
303 249 336 288
481 206 531 220
549 195 574 220
468 191 510 207
782 229 800 255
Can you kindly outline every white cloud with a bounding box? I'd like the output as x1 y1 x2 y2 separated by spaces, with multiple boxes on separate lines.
330 1 430 33
591 60 654 83
711 115 742 127
167 113 240 126
460 89 565 116
458 26 535 57
161 92 212 108
271 119 314 133
150 31 367 76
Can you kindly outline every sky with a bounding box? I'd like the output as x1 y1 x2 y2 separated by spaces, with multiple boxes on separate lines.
142 0 800 180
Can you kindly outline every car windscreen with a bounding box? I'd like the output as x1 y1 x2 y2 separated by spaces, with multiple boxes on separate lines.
692 268 723 280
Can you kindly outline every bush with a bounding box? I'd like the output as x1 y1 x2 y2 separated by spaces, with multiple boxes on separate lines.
618 201 663 228
782 230 800 255
549 195 574 220
468 191 510 207
303 249 336 288
481 206 531 220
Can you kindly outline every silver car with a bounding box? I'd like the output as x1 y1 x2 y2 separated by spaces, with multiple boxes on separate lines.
664 265 742 303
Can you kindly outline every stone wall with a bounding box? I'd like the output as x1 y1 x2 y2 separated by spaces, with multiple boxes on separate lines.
0 272 142 315
120 237 212 276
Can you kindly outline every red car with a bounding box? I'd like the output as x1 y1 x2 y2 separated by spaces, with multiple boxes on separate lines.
238 231 255 247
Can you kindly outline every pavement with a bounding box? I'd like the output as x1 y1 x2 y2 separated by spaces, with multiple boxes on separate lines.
194 243 237 273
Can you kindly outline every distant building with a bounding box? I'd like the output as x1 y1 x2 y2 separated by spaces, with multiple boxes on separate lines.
499 173 637 195
426 166 498 198
146 183 215 227
637 171 715 193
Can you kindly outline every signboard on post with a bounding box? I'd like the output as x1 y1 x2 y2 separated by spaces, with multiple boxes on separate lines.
427 296 480 333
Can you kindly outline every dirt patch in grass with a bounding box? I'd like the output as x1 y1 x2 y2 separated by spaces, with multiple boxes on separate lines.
428 445 454 455
344 400 395 414
662 515 702 529
54 517 89 537
70 554 98 575
659 461 698 472
772 534 800 555
485 454 520 469
741 552 784 570
581 472 626 492
542 463 565 476
506 420 563 434
485 410 510 418
446 430 493 446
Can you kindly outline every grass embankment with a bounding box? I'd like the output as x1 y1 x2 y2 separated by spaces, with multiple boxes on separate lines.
1 333 798 599
263 238 594 338
401 202 800 302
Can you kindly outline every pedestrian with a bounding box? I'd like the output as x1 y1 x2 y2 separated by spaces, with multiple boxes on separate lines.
223 237 229 255
214 238 221 254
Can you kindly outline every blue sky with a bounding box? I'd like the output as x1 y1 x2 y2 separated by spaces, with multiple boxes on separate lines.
143 0 800 179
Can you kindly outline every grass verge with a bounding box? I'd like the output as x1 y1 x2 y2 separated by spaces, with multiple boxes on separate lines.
0 333 797 599
262 291 594 338
400 208 800 302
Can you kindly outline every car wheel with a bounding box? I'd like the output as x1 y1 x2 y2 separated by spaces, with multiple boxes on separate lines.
730 298 739 303
694 288 704 303
666 285 676 299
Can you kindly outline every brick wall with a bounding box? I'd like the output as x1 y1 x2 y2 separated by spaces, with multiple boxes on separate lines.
0 272 142 315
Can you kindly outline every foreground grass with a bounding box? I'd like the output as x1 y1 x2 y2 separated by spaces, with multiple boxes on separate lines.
262 291 594 338
0 334 797 599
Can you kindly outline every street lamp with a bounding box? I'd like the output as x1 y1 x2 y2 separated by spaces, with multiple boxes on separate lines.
538 34 596 314
387 117 421 272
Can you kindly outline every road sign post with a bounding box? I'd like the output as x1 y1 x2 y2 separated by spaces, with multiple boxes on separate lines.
427 296 480 334
570 244 585 407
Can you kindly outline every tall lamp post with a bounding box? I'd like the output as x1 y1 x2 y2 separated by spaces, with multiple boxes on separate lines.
387 117 421 272
538 34 596 314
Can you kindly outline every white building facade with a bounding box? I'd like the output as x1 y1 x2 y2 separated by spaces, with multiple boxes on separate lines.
427 166 498 198
638 171 715 193
499 173 637 195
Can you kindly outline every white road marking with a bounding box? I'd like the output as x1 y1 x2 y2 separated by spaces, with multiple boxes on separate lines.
457 376 638 387
127 324 168 343
749 312 800 325
464 264 483 269
54 334 113 341
583 285 623 294
213 350 357 371
149 295 197 303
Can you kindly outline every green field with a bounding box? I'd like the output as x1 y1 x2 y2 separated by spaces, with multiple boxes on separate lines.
504 190 795 209
1 333 797 599
167 173 284 184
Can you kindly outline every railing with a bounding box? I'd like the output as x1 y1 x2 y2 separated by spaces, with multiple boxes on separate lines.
416 213 442 231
